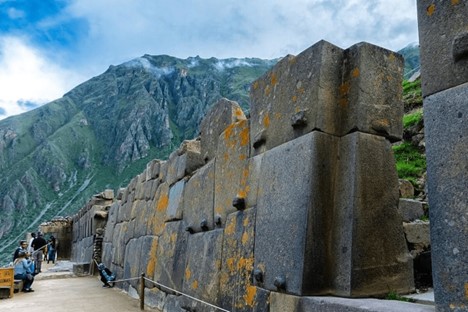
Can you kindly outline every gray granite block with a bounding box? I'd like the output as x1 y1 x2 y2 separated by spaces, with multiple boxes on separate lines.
254 131 339 295
155 221 188 291
398 198 425 222
166 179 185 222
424 84 468 311
417 1 468 97
219 208 256 311
341 42 404 142
200 98 246 162
333 132 414 297
249 40 343 155
214 119 250 227
183 160 215 232
182 229 224 306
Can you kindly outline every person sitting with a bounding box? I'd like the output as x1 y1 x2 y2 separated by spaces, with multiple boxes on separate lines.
13 251 35 292
97 263 116 288
12 240 28 262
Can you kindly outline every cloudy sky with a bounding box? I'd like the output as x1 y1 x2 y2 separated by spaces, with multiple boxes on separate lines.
0 0 418 120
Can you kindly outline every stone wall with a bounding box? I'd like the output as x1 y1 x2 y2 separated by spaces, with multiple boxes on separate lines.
71 40 414 312
416 2 468 311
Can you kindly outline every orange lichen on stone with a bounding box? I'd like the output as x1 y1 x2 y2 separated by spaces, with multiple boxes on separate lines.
192 280 198 289
235 107 244 119
237 189 247 198
427 4 435 16
339 81 350 107
238 257 254 271
263 114 270 128
239 154 247 161
244 286 257 307
242 232 249 245
224 152 229 162
225 219 236 235
157 194 169 212
270 72 278 86
227 258 236 272
224 124 234 141
243 215 250 227
146 239 159 277
292 95 297 102
239 124 249 147
452 0 460 5
185 267 191 280
352 67 360 78
465 283 468 298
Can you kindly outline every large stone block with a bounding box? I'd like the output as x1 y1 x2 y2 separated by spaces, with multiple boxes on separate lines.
219 208 256 311
200 98 246 162
398 198 425 222
214 119 250 227
254 131 339 296
417 0 468 97
166 180 185 222
423 85 468 311
182 230 224 310
148 183 169 236
155 221 188 291
176 139 204 178
183 160 215 232
333 132 413 297
340 42 404 142
250 40 343 155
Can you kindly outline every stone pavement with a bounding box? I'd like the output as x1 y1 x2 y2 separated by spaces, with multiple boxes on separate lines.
0 261 159 312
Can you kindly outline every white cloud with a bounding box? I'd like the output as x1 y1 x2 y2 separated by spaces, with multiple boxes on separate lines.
0 36 85 119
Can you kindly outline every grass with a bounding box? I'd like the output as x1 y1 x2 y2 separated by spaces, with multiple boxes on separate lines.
385 290 415 302
393 142 426 186
403 109 423 128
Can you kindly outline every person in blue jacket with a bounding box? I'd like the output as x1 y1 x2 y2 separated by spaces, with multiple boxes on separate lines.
13 251 35 292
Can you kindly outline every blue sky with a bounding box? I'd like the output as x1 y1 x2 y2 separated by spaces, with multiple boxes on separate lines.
0 0 418 119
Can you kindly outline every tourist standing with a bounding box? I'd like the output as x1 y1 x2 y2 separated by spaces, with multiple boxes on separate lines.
31 232 47 274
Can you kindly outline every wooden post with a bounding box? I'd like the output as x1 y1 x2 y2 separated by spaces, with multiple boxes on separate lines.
140 273 145 310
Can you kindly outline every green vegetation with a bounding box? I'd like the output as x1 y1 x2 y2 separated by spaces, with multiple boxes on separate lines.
402 79 422 111
385 290 415 302
393 142 426 186
403 109 423 128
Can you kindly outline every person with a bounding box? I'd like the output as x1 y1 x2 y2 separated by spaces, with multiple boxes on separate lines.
97 263 115 288
31 232 47 274
47 235 57 264
12 240 28 262
13 251 35 292
27 232 36 254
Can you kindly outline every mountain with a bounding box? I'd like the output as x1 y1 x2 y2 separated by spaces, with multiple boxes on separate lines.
398 42 420 80
0 55 276 262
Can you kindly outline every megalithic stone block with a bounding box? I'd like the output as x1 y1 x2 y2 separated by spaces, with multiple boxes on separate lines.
333 132 414 297
254 131 339 296
182 229 224 310
155 221 188 291
183 160 215 232
147 183 169 236
249 40 343 155
165 179 185 222
219 208 256 311
417 0 468 96
200 98 247 162
341 42 404 142
423 86 468 311
214 119 250 228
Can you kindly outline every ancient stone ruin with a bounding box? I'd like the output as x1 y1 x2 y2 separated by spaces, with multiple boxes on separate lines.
417 2 468 311
70 40 417 311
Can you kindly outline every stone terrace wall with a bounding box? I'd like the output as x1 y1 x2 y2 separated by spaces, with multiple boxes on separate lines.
71 40 414 312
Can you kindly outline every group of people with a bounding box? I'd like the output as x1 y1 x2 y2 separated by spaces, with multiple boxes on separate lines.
11 232 58 293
